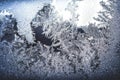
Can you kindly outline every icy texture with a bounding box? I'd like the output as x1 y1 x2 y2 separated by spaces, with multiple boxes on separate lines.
0 0 118 80
0 10 17 42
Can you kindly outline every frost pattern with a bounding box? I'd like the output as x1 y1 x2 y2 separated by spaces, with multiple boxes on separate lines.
0 0 115 80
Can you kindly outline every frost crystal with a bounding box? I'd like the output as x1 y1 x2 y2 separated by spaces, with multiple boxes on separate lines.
0 0 115 80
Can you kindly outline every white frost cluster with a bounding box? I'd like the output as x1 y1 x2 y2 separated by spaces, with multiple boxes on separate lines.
0 0 115 79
